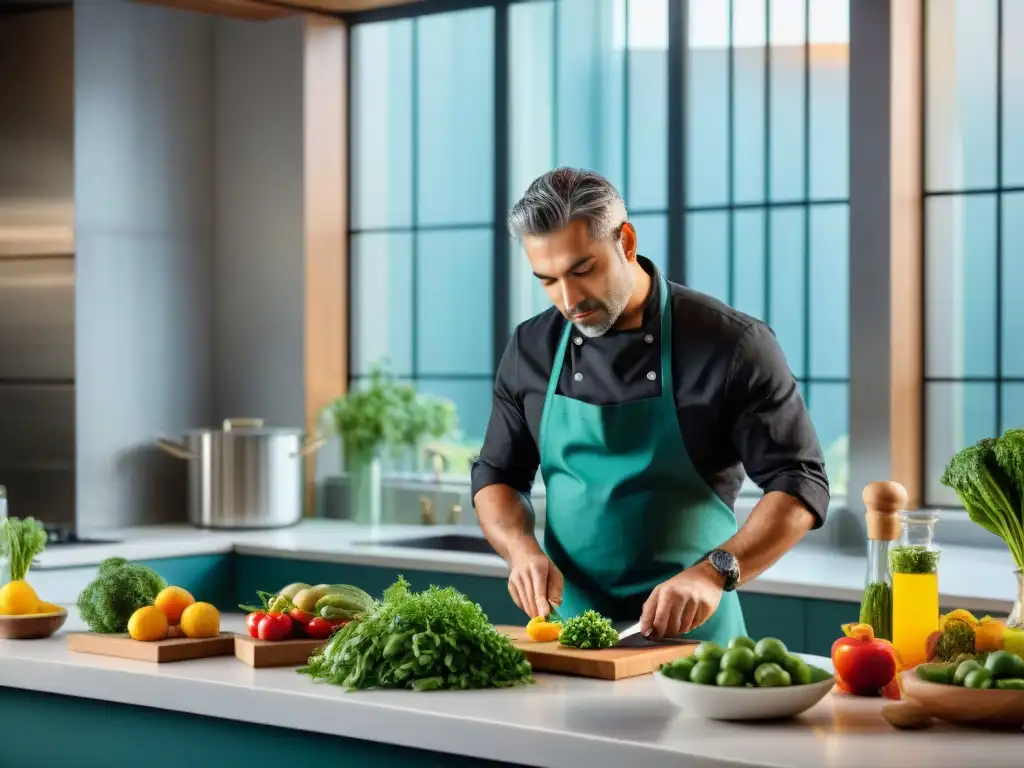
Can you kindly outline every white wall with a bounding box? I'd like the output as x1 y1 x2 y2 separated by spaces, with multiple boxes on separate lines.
75 0 215 528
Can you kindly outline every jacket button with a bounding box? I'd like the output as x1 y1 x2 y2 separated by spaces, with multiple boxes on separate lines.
573 336 583 346
644 334 654 343
647 371 657 381
574 372 583 382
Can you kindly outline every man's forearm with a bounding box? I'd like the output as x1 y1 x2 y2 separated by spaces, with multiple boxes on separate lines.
709 490 816 586
474 484 543 563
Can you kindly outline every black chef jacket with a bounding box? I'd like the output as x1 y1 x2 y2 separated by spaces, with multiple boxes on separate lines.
470 256 831 527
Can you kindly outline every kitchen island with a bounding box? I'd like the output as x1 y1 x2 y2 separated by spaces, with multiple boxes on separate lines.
2 610 1020 768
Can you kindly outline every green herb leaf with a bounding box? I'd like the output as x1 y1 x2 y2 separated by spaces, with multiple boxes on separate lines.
0 517 48 582
558 609 619 649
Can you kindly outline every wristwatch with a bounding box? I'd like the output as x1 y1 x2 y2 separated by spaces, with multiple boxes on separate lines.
701 549 740 592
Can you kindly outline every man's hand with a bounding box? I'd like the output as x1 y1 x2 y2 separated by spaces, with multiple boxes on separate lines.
640 561 725 640
508 547 563 620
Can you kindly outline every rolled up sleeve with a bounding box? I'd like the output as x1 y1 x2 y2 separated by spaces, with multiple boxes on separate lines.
726 321 831 528
471 328 540 502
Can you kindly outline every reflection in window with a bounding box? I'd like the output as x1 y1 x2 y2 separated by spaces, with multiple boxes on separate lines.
923 0 1024 505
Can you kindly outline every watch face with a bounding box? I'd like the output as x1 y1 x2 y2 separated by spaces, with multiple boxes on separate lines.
710 549 737 573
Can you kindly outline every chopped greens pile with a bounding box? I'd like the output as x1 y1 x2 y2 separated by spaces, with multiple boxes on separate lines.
559 609 618 649
941 428 1024 569
297 576 533 691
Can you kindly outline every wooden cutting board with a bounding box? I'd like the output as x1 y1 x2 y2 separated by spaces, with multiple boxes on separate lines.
66 632 236 663
234 635 328 668
497 625 698 681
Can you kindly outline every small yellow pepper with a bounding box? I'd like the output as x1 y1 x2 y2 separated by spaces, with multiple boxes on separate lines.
938 608 978 631
974 616 1007 652
526 615 562 642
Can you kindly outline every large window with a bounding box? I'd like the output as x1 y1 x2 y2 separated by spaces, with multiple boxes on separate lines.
349 9 497 474
348 0 851 494
923 0 1024 505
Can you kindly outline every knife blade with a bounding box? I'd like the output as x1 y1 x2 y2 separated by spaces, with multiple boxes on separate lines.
617 621 644 643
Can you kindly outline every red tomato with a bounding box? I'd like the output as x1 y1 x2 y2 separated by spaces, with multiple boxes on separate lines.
257 612 294 641
288 608 313 627
246 611 266 639
881 678 901 700
304 617 334 639
831 635 897 696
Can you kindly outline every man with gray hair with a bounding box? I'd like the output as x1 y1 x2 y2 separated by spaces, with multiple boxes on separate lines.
472 167 830 644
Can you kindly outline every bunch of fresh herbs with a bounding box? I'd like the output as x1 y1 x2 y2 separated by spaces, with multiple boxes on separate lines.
298 576 533 691
559 609 619 649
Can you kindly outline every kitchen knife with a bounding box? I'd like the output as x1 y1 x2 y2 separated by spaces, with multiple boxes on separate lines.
617 621 644 643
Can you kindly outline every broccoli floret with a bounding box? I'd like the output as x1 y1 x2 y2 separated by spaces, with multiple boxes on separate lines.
941 430 1024 569
76 557 167 633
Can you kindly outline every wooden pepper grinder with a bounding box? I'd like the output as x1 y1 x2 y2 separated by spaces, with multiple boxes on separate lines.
859 481 908 641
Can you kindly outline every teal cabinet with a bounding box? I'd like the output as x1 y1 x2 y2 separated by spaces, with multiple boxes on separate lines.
0 688 523 768
803 597 859 657
738 593 806 650
138 554 235 613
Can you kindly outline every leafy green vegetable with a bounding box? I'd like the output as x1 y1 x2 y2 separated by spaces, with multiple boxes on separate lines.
76 557 167 633
298 576 533 691
934 619 976 662
559 609 619 649
941 429 1024 569
890 545 941 574
0 517 47 581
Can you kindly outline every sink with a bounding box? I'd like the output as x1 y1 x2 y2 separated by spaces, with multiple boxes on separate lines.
359 534 498 556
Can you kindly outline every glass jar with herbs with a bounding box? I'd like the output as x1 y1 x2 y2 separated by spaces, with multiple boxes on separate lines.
891 509 941 668
859 481 905 641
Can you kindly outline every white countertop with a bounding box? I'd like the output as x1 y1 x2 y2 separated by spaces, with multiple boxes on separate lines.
1 609 1019 768
30 520 1019 614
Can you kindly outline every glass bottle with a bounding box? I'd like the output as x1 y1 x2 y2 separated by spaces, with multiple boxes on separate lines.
859 482 904 641
891 509 941 668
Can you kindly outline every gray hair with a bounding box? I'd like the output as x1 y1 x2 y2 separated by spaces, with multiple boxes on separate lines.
507 167 628 242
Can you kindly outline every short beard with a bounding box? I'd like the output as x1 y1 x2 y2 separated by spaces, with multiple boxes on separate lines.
572 257 636 338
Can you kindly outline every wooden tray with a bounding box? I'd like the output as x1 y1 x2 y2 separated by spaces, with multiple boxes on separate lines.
497 625 698 681
66 632 236 663
234 635 327 668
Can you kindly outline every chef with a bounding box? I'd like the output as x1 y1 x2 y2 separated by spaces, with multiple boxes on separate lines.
472 167 831 643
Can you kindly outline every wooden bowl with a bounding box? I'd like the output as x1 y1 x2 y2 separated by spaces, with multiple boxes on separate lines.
0 610 68 640
900 669 1024 730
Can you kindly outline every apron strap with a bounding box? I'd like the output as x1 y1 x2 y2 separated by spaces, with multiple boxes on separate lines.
657 272 675 403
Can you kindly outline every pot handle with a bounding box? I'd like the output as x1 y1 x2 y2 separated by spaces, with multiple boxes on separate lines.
291 437 327 459
223 418 264 431
156 436 195 460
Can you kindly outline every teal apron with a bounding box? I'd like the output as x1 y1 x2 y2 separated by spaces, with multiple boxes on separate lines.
538 273 747 643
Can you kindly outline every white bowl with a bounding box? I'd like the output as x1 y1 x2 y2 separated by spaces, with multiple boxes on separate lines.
654 666 836 721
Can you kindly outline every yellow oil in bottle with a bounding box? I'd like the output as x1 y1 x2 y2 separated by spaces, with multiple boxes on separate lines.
892 571 939 667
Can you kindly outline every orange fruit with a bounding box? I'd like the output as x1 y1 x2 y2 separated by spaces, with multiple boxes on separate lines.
154 586 195 623
180 602 220 639
128 606 169 641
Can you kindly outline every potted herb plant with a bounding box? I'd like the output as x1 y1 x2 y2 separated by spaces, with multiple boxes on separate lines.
324 362 457 524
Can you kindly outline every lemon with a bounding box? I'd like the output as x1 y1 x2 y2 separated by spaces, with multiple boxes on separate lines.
0 580 40 615
128 606 169 642
180 602 220 639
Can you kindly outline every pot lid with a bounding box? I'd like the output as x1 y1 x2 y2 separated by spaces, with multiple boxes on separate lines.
183 418 305 436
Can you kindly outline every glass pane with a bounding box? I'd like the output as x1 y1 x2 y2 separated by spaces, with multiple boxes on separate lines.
1002 383 1024 434
925 195 997 378
509 241 551 328
733 210 765 320
414 378 494 454
508 1 554 205
350 20 413 229
807 381 848 496
1002 194 1024 376
1003 0 1024 186
685 211 729 301
632 213 668 274
732 0 766 204
808 204 848 378
808 0 849 199
556 0 625 193
925 0 997 191
416 229 494 376
416 8 494 227
769 0 806 201
768 207 806 377
926 382 997 504
350 233 413 376
627 0 669 210
686 0 729 206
